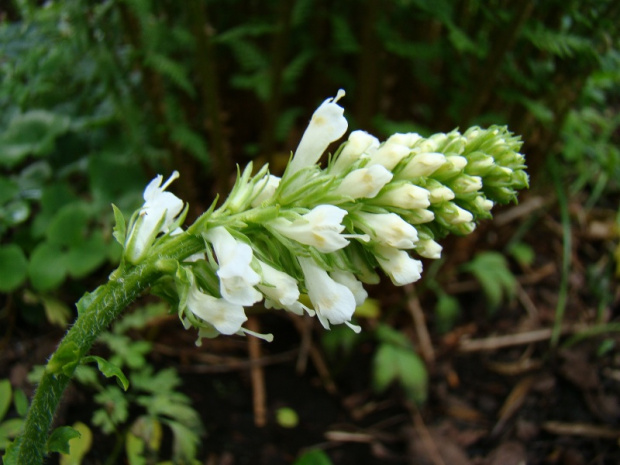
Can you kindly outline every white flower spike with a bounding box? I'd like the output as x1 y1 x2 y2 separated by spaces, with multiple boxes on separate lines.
374 245 423 286
286 90 348 176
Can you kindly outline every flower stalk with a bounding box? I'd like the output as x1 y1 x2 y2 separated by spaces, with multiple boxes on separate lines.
6 90 528 465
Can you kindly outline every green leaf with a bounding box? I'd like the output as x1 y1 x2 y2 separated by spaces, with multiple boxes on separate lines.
125 431 146 465
112 204 126 245
59 422 92 465
82 355 129 391
165 420 200 463
0 380 12 421
46 426 81 455
0 110 71 168
293 449 333 465
462 251 517 312
28 242 67 291
434 294 461 334
374 324 413 350
13 389 28 417
93 386 129 434
46 202 90 247
2 200 31 226
0 178 18 205
46 342 80 377
41 295 72 328
0 418 24 450
0 245 28 292
373 343 428 405
65 232 108 278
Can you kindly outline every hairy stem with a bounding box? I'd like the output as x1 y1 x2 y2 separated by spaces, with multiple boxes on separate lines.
11 233 204 465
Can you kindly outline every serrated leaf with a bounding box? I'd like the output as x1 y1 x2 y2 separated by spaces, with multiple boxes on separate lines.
165 420 200 462
46 425 81 455
0 245 28 292
28 242 67 291
82 355 129 391
59 422 92 465
0 380 12 421
93 386 129 434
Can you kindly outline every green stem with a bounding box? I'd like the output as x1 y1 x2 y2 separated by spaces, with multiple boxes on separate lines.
12 233 204 465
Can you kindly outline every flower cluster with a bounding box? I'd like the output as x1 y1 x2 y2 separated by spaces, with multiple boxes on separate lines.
121 90 528 343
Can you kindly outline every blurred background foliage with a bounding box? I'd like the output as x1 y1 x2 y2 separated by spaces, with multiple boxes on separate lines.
0 0 619 460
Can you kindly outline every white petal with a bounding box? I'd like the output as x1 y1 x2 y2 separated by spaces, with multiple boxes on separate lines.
287 90 348 176
187 285 248 335
356 212 419 249
374 245 423 286
334 165 393 199
299 257 356 329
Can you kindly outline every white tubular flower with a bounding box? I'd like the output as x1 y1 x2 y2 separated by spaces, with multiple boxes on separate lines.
375 182 431 209
396 152 447 179
125 171 184 264
451 175 483 194
367 142 411 171
334 165 393 199
205 227 262 306
355 212 419 249
257 261 300 308
251 174 281 207
374 245 423 286
299 257 359 333
186 284 248 335
268 205 351 253
331 130 380 174
386 132 422 147
330 270 368 306
415 238 442 259
287 90 348 176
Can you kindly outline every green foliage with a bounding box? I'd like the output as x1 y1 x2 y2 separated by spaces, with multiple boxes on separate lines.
461 251 517 312
59 422 92 465
46 426 81 455
0 380 28 451
293 449 334 465
373 325 428 405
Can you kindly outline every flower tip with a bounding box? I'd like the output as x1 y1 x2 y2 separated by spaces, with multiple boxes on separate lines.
334 89 346 102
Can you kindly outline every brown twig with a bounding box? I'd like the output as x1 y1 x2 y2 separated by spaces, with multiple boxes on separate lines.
408 403 447 465
404 284 435 364
458 324 589 353
247 316 267 427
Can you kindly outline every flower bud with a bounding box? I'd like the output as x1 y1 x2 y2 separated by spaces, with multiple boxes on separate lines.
374 245 423 286
415 238 442 259
373 182 430 209
386 132 422 147
395 152 447 179
367 142 411 170
331 130 380 174
449 174 483 195
436 202 474 225
251 174 281 207
355 212 419 249
334 165 393 199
